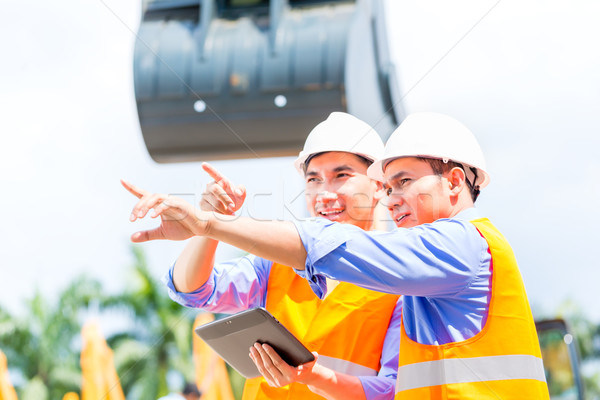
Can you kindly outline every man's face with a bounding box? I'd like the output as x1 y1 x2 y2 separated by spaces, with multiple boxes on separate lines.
304 152 380 230
383 157 452 228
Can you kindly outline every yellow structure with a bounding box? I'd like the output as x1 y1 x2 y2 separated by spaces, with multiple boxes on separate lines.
193 314 235 400
62 392 80 400
0 349 18 400
80 322 125 400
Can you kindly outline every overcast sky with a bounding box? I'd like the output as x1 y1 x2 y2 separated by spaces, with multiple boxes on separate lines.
1 0 599 321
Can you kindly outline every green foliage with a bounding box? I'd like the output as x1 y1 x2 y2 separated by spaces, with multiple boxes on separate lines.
557 299 597 360
20 376 48 400
0 276 103 399
583 370 600 400
226 364 246 400
0 246 200 400
556 299 600 399
102 245 197 400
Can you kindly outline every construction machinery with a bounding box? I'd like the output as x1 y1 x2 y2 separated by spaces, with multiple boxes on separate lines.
132 2 585 398
133 0 402 162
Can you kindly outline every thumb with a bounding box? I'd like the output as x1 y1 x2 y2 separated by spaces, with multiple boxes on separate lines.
131 228 165 243
235 184 247 201
298 352 319 372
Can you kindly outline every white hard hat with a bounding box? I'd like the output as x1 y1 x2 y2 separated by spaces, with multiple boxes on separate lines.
294 112 384 174
367 112 490 188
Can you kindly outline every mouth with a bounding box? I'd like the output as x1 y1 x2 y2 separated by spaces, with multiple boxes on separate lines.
318 208 345 219
394 213 409 226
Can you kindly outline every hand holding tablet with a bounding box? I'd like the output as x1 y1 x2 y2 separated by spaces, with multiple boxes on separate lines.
194 308 315 378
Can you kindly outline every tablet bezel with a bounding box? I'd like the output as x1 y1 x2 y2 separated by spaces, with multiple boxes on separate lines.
194 307 315 378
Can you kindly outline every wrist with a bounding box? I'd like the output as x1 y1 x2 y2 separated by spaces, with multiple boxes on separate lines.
200 205 234 216
299 363 333 387
190 208 213 237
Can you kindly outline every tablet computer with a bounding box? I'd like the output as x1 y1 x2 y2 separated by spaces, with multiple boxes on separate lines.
194 307 315 378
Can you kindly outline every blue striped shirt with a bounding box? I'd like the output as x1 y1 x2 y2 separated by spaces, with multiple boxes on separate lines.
293 208 492 345
163 255 402 400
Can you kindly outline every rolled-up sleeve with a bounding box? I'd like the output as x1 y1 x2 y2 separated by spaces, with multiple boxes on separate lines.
293 217 486 297
359 297 402 400
162 255 272 314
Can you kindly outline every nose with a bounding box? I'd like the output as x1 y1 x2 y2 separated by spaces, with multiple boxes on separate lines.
385 190 403 212
316 190 338 204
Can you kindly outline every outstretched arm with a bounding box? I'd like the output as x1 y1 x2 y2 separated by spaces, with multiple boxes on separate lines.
171 163 247 292
123 181 308 270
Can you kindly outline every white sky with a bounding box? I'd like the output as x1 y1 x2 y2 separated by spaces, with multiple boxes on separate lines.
1 0 599 321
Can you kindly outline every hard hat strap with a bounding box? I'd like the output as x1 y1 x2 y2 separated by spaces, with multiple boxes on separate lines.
465 166 481 202
452 162 480 202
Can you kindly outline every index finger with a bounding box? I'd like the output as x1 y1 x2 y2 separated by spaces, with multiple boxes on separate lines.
202 162 234 191
202 162 226 182
120 179 148 199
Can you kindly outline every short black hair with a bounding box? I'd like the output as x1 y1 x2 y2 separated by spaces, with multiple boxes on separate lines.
417 157 481 202
303 152 372 175
182 382 201 396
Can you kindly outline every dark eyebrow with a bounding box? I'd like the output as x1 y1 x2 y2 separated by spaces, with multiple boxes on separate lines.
388 171 408 182
332 165 354 173
306 165 354 177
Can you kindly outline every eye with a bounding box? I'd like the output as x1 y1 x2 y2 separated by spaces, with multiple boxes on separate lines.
386 187 393 196
399 178 411 187
336 173 350 179
306 177 321 184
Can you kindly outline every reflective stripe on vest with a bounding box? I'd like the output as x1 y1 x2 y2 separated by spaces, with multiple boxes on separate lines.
318 355 378 377
395 354 546 393
242 262 400 400
394 218 550 399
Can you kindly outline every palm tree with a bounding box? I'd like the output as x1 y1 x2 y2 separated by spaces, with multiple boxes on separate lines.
104 246 197 400
0 277 103 400
0 246 230 399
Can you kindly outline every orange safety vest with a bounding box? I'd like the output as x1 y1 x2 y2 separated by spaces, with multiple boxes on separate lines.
242 262 400 400
394 218 549 399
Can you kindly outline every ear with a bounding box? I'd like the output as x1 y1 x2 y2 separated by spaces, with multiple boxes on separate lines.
373 181 386 201
448 167 466 195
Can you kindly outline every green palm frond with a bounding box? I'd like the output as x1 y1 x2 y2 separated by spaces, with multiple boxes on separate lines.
1 245 213 400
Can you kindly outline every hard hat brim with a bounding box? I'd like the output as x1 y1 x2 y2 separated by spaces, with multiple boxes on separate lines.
366 158 386 182
367 155 490 188
295 150 378 176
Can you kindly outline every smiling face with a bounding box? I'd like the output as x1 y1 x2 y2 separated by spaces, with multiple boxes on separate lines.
382 157 456 228
304 152 382 230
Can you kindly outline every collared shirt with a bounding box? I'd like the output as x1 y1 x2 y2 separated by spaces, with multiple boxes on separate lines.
163 257 402 400
293 208 492 345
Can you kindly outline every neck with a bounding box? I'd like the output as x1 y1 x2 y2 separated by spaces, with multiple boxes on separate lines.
346 216 375 231
447 193 475 219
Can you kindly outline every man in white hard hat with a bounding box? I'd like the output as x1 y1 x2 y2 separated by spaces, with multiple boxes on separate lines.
124 112 549 399
132 112 402 400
